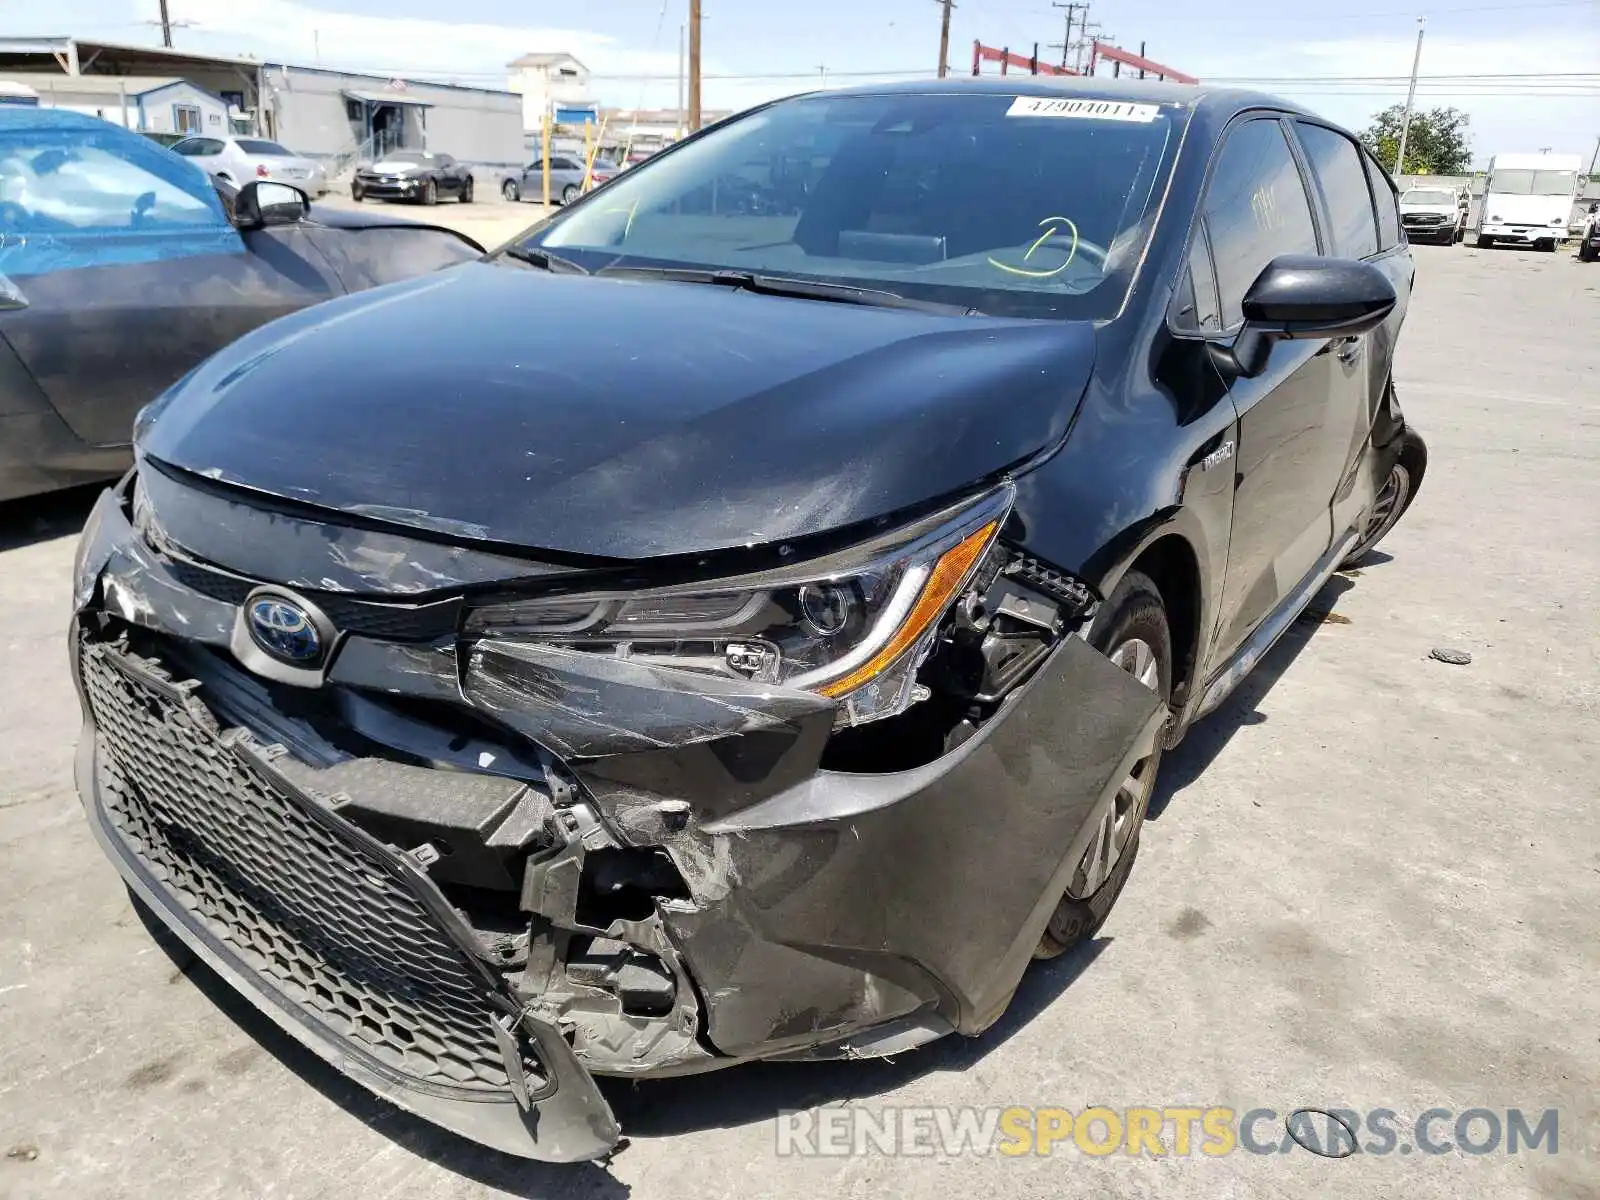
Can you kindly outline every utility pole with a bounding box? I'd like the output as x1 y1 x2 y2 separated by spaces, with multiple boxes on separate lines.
1049 2 1085 70
158 0 174 47
677 23 685 139
1395 16 1426 177
688 0 702 132
937 0 955 79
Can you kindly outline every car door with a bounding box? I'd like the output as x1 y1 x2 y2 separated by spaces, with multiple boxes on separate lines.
1200 116 1354 664
0 121 342 449
170 136 226 182
1291 120 1410 541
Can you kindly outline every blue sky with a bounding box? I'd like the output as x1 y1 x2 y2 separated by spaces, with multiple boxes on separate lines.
21 0 1600 162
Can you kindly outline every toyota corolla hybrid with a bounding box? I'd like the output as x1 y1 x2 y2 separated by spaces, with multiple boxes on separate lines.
70 80 1426 1161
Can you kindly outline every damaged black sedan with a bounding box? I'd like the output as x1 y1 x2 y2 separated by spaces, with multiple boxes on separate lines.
70 80 1427 1161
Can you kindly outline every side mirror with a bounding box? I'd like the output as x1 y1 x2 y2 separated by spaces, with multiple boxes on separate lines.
232 180 309 231
1218 255 1397 379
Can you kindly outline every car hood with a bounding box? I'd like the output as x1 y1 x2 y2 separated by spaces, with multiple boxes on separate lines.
137 262 1096 560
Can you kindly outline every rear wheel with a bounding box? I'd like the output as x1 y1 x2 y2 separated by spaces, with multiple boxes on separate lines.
502 179 520 202
1035 571 1170 959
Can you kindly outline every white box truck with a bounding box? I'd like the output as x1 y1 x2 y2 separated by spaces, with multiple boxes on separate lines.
1473 152 1582 251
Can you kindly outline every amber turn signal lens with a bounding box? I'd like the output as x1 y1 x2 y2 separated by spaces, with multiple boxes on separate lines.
817 520 998 699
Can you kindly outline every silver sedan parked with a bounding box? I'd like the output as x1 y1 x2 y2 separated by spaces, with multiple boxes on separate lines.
170 136 329 197
501 155 618 205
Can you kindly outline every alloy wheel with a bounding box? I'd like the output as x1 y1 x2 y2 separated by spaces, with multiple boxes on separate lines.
503 180 519 202
1064 637 1163 901
1346 462 1412 563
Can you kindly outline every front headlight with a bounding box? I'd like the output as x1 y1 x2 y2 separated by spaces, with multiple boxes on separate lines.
464 486 1012 726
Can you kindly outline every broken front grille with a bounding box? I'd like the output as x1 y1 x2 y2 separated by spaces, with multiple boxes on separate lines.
80 638 534 1094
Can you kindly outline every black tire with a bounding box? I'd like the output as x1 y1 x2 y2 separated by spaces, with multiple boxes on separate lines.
1476 235 1493 249
1342 456 1414 568
502 179 520 202
350 182 365 202
1580 241 1598 263
562 183 581 206
459 176 474 204
1035 570 1171 959
422 178 438 206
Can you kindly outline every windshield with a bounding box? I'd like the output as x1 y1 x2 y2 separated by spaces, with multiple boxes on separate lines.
237 139 292 156
1488 169 1576 196
517 91 1185 319
1402 189 1456 206
381 151 431 165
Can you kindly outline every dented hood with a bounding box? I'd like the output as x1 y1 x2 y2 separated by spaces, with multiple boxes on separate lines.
138 261 1096 559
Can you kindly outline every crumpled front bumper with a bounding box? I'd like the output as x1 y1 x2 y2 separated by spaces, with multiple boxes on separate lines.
70 473 1164 1159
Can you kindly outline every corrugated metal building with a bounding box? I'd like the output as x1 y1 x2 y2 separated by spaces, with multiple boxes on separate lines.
258 65 523 168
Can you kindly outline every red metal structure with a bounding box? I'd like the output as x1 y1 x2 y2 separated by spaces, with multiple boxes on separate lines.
971 41 1077 77
1087 41 1198 84
969 38 1197 85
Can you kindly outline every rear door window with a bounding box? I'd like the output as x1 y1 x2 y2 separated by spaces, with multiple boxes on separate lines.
1201 118 1320 329
1295 122 1378 259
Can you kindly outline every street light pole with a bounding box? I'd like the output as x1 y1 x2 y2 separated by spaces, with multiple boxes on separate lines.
1395 16 1426 176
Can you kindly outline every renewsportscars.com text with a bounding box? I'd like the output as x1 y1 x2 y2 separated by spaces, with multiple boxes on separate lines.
774 1105 1560 1158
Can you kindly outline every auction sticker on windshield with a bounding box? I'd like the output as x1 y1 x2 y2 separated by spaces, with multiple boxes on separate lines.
1006 97 1162 122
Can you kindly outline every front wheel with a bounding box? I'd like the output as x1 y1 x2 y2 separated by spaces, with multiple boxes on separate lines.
562 183 581 206
1476 235 1493 248
459 177 474 203
350 182 365 202
1035 570 1170 959
1342 459 1413 568
502 179 520 202
422 179 438 206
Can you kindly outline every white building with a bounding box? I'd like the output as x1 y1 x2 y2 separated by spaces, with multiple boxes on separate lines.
0 37 525 169
506 52 595 132
4 73 234 136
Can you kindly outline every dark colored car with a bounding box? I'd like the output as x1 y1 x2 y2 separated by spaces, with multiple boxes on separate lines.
0 110 483 502
70 80 1427 1162
352 149 475 205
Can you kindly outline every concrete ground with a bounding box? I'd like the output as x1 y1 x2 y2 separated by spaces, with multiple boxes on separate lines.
316 189 551 250
0 245 1596 1199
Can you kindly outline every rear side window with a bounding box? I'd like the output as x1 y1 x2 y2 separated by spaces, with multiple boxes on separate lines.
1363 153 1402 249
172 138 224 157
1202 118 1319 329
1295 122 1378 259
236 139 292 156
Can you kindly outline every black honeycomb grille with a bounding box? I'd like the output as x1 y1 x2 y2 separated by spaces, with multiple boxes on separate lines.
81 640 529 1093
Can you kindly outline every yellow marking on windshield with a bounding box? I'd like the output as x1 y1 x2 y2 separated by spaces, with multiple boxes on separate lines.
988 216 1079 278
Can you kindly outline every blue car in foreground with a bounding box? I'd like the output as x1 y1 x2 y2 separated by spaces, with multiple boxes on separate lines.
0 109 482 502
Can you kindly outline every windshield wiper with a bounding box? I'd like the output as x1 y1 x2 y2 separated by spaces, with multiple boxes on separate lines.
596 265 972 315
502 245 591 275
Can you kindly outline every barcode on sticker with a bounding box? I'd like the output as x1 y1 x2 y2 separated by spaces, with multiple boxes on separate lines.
1006 97 1161 123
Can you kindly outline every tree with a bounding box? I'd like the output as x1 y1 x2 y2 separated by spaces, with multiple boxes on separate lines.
1359 105 1473 176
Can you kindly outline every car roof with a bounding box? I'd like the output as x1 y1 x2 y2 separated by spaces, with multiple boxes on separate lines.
0 108 125 132
800 76 1315 121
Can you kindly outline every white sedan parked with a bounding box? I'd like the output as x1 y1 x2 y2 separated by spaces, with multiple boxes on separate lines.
169 136 329 197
